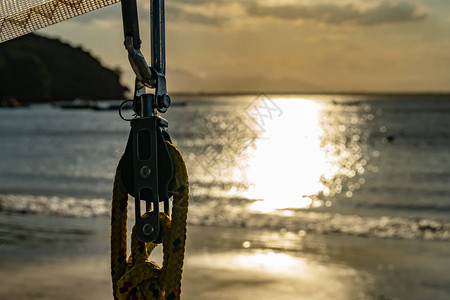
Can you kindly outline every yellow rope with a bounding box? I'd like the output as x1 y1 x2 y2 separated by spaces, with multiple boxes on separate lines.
111 141 189 300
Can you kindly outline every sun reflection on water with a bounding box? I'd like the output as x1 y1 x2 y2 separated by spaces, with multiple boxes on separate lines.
192 250 307 276
244 98 336 212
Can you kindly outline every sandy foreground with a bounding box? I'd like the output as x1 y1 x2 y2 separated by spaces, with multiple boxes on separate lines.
0 216 449 300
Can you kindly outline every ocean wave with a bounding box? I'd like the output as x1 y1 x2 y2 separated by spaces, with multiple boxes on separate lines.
1 194 448 242
0 194 110 218
358 202 450 212
187 204 450 242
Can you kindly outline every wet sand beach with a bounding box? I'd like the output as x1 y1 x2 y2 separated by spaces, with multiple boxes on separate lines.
0 214 448 300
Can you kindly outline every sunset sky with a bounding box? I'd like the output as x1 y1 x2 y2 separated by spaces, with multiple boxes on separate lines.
37 0 450 94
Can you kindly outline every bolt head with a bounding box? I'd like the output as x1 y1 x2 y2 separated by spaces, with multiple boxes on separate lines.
158 94 171 109
140 166 151 178
142 224 154 235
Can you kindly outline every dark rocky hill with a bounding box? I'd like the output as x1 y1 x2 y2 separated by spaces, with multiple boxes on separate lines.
0 33 127 102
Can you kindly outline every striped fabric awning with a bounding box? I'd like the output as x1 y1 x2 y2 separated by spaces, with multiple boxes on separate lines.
0 0 120 43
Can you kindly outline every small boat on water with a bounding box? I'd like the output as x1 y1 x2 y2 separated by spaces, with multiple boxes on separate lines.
91 101 132 111
55 100 94 109
55 100 187 111
55 100 129 110
0 97 23 108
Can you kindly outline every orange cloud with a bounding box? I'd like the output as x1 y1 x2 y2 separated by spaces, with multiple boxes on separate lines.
246 1 427 26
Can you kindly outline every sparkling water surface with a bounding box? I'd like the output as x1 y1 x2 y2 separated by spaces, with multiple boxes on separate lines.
0 94 449 241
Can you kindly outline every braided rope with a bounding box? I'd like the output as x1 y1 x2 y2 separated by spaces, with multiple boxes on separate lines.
111 141 189 300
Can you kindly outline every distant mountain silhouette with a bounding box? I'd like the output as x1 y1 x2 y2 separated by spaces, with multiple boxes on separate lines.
0 33 127 102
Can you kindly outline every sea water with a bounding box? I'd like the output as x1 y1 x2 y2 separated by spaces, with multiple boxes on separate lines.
0 94 449 243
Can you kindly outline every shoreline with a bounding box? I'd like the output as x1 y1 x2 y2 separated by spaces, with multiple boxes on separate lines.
3 92 450 106
0 214 449 300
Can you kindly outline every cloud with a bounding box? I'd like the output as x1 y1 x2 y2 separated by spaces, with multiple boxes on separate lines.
69 0 427 29
67 0 231 29
69 1 229 28
167 5 229 27
358 2 427 25
71 3 121 23
168 67 323 93
170 0 227 5
246 1 427 26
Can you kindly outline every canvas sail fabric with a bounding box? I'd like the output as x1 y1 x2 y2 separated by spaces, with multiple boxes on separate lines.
0 0 120 43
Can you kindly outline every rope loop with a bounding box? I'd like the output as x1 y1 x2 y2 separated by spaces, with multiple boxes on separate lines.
111 141 189 300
